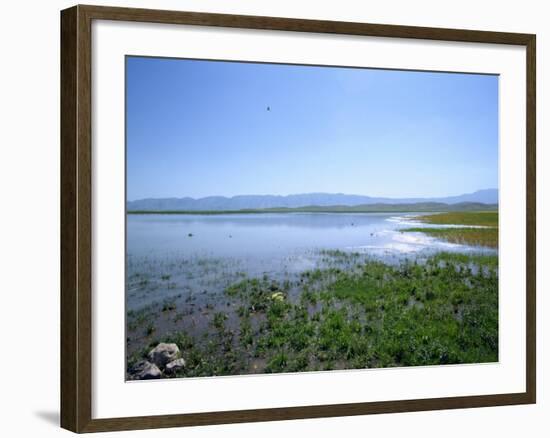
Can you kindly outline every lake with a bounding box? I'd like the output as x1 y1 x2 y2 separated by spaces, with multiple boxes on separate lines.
126 212 493 310
126 212 499 373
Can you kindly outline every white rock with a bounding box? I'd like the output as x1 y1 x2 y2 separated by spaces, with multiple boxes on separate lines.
165 358 186 374
130 360 161 380
148 343 180 368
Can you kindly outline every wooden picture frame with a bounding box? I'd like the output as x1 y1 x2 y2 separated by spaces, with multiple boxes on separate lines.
61 4 536 433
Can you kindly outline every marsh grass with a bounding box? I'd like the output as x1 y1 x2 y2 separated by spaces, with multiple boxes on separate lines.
128 251 498 378
415 211 498 227
403 227 499 248
405 211 499 249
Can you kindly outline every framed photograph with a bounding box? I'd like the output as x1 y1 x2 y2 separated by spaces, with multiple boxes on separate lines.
60 4 536 433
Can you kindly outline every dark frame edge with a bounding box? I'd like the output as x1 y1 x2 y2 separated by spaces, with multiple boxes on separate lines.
60 5 79 433
525 34 536 404
61 5 94 433
60 4 537 433
81 392 532 433
76 3 535 45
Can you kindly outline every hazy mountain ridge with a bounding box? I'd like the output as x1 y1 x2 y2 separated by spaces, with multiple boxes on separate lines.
127 189 498 211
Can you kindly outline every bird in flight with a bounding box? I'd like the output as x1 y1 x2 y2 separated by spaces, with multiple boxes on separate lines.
267 106 271 111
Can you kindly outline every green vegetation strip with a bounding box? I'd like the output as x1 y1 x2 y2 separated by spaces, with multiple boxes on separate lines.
129 252 498 377
404 212 499 249
402 227 498 249
127 203 498 215
415 211 498 227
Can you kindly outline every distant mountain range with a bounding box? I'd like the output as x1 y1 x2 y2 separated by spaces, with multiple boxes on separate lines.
127 189 498 212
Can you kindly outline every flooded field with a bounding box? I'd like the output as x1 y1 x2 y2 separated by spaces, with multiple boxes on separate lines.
126 212 498 379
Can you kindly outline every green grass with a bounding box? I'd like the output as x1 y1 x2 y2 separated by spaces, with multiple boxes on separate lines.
403 227 499 249
416 211 498 227
404 211 499 249
431 251 499 270
129 252 498 378
127 202 497 215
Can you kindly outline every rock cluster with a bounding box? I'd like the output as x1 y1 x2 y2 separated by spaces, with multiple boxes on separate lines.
165 358 186 375
129 343 185 380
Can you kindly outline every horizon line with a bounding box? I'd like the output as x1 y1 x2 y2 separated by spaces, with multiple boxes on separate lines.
127 188 498 203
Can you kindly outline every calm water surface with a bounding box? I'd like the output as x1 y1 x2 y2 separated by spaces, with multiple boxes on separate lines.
126 213 494 310
128 212 485 258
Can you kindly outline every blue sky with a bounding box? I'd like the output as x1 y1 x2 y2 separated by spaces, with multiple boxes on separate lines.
126 56 498 201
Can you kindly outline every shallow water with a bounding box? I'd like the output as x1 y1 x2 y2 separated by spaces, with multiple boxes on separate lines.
126 212 497 359
128 212 488 260
126 212 494 309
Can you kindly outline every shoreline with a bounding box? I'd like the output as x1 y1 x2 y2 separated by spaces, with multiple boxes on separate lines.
127 250 498 379
126 207 498 215
401 212 499 249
